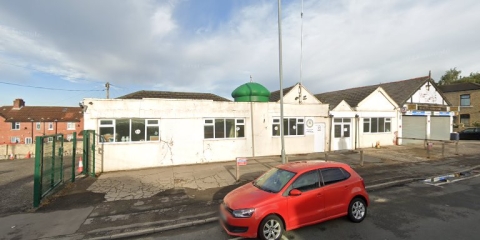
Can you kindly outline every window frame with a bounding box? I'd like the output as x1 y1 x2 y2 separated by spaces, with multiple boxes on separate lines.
363 117 391 133
48 122 54 130
67 122 76 130
203 118 245 139
10 136 20 143
460 94 471 106
11 122 20 130
36 122 41 130
98 119 161 143
272 117 305 136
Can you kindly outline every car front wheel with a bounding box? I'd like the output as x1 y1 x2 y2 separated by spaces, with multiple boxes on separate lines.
258 215 284 240
348 197 367 223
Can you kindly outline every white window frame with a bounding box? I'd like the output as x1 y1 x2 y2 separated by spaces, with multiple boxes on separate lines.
25 137 33 144
99 119 161 143
363 117 391 133
203 118 245 139
11 122 20 130
36 122 41 130
67 122 76 130
272 117 305 136
48 122 54 130
11 136 20 143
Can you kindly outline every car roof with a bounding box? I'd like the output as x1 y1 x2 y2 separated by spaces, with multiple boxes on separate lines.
277 160 349 173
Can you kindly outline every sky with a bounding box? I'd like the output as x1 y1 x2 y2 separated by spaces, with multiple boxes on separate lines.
0 0 479 107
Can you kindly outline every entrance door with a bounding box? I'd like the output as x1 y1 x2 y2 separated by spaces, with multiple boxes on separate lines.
314 123 325 152
333 118 351 151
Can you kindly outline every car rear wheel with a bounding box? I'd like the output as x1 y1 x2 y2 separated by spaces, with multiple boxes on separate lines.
258 215 284 240
348 197 367 223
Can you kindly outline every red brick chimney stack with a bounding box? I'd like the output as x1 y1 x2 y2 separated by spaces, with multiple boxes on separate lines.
13 98 25 109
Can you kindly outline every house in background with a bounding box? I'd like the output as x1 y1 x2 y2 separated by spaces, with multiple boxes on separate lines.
315 75 456 150
437 82 480 130
0 99 84 144
82 82 330 172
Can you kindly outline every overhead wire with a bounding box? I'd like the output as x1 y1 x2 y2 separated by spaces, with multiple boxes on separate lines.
0 81 104 92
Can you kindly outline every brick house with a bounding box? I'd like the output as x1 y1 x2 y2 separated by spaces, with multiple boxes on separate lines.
0 99 84 144
438 83 480 129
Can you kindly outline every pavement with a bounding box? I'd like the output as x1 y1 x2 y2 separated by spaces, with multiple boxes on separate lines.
1 141 480 240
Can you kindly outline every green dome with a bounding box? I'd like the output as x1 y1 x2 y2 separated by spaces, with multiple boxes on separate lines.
231 82 271 102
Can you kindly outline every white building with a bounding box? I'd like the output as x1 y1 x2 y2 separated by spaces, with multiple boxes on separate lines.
315 75 455 150
82 83 330 172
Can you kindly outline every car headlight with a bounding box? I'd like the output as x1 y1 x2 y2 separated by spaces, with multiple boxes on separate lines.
232 208 255 218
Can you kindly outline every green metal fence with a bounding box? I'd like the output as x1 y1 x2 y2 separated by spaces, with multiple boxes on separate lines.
33 133 80 207
83 130 96 177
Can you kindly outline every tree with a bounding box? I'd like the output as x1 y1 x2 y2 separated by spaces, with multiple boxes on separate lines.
437 68 462 85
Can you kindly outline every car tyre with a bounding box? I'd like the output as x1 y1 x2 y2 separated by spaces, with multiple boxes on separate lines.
348 197 367 223
258 214 284 240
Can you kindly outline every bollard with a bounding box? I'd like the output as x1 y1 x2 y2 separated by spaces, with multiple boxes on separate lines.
324 153 328 162
427 142 430 158
442 142 445 157
360 150 364 167
236 163 239 182
455 141 459 155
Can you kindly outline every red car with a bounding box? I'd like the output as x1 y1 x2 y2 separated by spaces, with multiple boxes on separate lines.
220 161 369 240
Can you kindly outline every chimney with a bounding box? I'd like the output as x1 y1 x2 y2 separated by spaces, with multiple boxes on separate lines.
13 99 25 109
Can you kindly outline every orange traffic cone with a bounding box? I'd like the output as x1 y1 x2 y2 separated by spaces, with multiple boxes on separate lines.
26 151 31 159
78 157 83 173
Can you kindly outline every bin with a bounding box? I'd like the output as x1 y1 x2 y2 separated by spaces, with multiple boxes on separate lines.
450 132 459 141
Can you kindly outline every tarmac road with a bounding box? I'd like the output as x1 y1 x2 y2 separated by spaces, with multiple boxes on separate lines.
129 174 480 240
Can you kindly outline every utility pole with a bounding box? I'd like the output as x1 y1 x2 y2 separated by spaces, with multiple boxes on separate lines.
105 82 110 99
278 0 286 164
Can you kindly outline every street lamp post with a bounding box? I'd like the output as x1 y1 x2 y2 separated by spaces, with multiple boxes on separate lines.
278 0 286 164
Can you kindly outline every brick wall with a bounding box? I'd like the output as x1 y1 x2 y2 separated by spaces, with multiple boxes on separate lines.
442 90 480 127
0 141 83 160
0 118 84 144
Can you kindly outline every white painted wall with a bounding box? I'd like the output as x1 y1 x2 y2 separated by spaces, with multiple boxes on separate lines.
328 88 399 150
83 98 329 172
409 82 446 105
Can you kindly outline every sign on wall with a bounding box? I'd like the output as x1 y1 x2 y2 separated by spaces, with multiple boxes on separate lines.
305 117 315 135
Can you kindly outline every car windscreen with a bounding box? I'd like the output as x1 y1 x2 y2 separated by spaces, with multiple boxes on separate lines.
253 167 296 193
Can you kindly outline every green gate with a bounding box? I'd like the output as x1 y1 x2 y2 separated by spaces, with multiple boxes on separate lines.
33 133 78 207
82 130 96 177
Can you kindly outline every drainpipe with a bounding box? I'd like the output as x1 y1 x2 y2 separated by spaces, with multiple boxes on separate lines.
250 101 255 157
329 114 333 152
355 114 359 149
31 121 34 143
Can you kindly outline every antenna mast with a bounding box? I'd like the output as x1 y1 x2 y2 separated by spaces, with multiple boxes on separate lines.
300 0 304 85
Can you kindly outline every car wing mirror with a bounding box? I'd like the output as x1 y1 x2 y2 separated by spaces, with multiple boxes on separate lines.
289 189 302 196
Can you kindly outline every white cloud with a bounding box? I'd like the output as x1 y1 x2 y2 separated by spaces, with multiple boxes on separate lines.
0 0 479 105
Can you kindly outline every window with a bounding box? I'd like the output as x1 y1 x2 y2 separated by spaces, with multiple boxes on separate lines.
67 122 75 130
363 118 391 133
48 122 54 130
36 122 41 130
204 118 245 139
11 122 20 130
320 168 350 185
363 118 370 132
460 114 470 126
10 137 20 143
99 119 160 143
272 117 304 136
292 170 319 192
25 137 32 144
460 94 470 106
